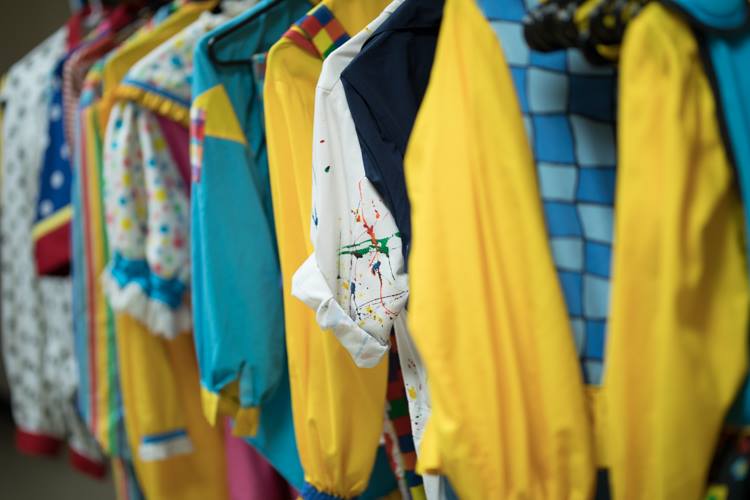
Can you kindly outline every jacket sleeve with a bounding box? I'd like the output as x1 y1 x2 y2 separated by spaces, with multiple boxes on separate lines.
190 84 285 434
292 76 407 368
102 101 191 338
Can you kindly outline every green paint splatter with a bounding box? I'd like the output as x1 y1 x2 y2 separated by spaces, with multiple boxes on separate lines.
324 165 331 173
339 234 398 258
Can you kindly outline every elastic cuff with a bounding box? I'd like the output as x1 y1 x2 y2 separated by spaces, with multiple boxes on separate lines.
138 429 193 461
292 254 389 368
15 428 64 456
300 483 351 500
201 387 223 426
69 446 108 479
201 385 244 426
101 265 191 338
232 407 260 437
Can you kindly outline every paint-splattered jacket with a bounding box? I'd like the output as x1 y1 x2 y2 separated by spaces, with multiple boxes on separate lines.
291 1 408 370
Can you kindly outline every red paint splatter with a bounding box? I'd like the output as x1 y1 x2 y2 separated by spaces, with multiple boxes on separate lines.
356 179 396 316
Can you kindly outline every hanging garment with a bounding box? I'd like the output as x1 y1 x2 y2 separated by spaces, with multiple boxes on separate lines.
291 0 407 369
604 3 749 498
190 0 312 490
288 2 441 498
403 0 596 496
101 6 241 338
114 313 229 500
111 456 146 500
341 0 442 267
67 10 147 463
73 58 132 460
96 4 232 499
33 4 140 277
63 4 140 148
0 26 106 476
102 72 193 339
339 2 442 491
99 0 213 131
666 0 750 428
263 0 417 498
97 0 209 460
403 0 750 498
71 1 192 460
222 418 295 500
481 0 618 387
32 57 75 276
382 329 426 499
72 60 145 498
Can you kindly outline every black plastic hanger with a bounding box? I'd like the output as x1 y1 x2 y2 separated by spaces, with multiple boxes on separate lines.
207 0 284 66
523 0 584 53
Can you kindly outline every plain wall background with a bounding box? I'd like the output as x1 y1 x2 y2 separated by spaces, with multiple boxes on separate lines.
0 0 71 74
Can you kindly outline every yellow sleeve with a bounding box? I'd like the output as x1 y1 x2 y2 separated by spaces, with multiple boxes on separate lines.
116 314 229 500
403 0 596 497
605 4 749 498
264 39 389 498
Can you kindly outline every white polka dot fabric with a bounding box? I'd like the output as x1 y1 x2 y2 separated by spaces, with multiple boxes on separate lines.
1 27 102 464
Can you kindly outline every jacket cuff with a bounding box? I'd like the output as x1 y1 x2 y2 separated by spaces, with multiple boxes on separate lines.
292 253 389 368
200 385 260 437
102 253 191 338
300 483 351 500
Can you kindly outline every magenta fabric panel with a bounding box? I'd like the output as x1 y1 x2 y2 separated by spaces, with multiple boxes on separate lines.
155 115 191 189
223 418 293 500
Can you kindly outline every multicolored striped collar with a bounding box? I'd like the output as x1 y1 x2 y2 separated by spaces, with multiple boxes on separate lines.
283 3 350 60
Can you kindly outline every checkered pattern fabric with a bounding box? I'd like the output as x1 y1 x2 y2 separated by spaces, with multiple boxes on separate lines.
284 4 350 60
481 0 618 385
190 107 206 183
387 331 424 499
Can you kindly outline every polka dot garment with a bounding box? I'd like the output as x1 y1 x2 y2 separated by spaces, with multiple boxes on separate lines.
102 101 191 338
101 11 245 338
0 27 104 472
32 57 75 275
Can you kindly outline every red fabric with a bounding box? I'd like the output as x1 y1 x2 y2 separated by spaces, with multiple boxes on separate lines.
69 446 108 479
34 221 71 276
284 29 320 59
15 428 64 456
391 415 412 436
66 5 92 50
100 3 142 35
155 115 191 190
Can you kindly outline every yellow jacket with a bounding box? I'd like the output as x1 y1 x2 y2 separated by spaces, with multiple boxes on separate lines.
404 1 749 498
264 0 393 497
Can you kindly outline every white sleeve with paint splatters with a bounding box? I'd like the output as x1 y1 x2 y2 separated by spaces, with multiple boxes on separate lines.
292 7 408 368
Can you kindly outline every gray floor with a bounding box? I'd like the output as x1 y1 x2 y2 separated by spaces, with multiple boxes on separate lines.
0 403 116 500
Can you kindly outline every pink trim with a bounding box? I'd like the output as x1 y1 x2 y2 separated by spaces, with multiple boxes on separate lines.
155 115 191 190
